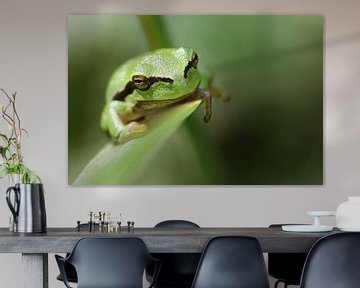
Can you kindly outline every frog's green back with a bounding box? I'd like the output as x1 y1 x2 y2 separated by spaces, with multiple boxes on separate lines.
129 48 193 78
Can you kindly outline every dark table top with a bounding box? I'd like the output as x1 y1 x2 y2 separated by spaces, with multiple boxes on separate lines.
0 227 340 253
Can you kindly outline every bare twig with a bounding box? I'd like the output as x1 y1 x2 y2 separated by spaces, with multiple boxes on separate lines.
0 89 23 164
0 88 40 183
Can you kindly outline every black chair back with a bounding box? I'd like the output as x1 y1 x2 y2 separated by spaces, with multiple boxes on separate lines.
149 220 201 288
300 232 360 288
56 223 99 284
191 236 270 288
56 237 157 288
155 220 200 229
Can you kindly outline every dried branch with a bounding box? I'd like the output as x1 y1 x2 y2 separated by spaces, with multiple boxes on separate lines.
0 88 40 183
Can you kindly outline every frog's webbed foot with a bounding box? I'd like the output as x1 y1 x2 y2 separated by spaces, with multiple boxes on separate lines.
196 77 229 122
201 86 230 122
100 101 147 144
199 69 230 103
117 121 147 144
211 86 230 102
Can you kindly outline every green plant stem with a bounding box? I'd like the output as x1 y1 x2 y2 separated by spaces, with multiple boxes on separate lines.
138 16 172 49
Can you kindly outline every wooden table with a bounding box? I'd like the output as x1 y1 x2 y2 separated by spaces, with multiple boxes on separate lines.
0 227 339 288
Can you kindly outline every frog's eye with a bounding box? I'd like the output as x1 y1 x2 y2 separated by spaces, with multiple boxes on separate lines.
132 75 151 90
184 52 199 78
113 75 174 101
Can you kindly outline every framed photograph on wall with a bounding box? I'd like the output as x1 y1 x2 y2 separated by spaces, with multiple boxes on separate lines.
68 15 323 185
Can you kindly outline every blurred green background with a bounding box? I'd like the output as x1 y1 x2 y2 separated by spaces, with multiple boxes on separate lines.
68 15 323 185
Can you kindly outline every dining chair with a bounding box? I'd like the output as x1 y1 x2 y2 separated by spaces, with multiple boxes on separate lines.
146 220 201 288
55 237 160 288
268 224 308 288
56 223 99 284
191 236 270 288
300 232 360 288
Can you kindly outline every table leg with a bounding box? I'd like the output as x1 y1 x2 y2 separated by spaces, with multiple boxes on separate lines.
22 253 48 288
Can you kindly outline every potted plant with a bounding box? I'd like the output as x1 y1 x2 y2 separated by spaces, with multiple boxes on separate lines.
0 89 41 183
1 88 46 233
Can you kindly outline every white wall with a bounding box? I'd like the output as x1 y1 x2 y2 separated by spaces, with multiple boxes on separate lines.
0 0 359 287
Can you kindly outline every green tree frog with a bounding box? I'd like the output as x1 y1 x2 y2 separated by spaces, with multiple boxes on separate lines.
100 47 225 143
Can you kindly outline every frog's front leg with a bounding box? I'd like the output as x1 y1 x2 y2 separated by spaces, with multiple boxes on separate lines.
100 101 147 143
200 90 212 123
